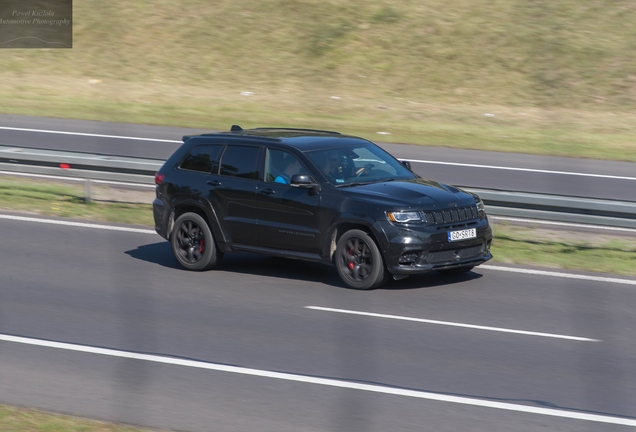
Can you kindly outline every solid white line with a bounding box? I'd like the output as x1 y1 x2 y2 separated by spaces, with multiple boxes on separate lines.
1 333 633 427
2 214 635 286
404 159 636 182
305 307 597 342
480 265 636 286
0 126 181 143
0 170 155 187
490 216 636 233
1 125 632 182
0 214 156 234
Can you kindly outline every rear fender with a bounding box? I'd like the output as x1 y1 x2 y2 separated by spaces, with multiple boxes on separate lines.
170 197 227 244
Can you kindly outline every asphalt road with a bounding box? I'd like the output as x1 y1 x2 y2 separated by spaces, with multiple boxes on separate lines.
1 114 636 431
1 215 636 431
1 114 635 202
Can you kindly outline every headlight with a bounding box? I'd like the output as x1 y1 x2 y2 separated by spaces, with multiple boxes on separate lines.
386 211 422 223
476 198 485 214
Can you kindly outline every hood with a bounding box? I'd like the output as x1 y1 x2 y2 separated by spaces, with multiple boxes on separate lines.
340 178 476 209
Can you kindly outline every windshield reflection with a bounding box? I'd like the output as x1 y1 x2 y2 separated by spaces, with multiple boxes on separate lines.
305 144 417 186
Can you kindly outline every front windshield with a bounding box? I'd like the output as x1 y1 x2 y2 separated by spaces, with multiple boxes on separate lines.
305 143 417 186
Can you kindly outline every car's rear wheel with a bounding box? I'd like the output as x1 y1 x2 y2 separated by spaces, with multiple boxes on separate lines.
171 212 222 271
335 229 386 290
437 265 474 275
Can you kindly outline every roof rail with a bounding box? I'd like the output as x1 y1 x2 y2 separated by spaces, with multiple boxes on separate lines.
192 132 280 142
252 127 341 135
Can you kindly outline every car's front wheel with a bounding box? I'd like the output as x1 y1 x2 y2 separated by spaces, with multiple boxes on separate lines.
335 229 386 290
171 212 222 271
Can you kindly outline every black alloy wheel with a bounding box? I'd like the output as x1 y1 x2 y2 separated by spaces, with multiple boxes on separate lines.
171 212 222 271
335 229 386 290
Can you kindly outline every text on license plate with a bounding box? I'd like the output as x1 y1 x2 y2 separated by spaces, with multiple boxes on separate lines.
447 228 477 242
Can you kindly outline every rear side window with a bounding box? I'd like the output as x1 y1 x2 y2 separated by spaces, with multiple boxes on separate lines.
220 145 260 179
179 144 224 173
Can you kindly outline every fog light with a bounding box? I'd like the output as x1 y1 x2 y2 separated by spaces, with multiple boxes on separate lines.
398 252 418 265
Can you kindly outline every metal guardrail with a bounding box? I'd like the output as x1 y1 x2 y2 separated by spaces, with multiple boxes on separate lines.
0 145 161 178
1 145 635 228
0 145 158 202
466 188 636 229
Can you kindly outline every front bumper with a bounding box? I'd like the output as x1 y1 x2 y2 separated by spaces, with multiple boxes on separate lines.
379 218 493 275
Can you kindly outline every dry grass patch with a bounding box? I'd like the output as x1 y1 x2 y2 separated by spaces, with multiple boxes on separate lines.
0 405 159 432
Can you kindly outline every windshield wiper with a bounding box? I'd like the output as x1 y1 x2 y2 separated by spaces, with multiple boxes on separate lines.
337 181 372 188
336 178 395 188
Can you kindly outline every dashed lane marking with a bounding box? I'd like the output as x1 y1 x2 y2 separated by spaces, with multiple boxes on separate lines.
305 306 599 342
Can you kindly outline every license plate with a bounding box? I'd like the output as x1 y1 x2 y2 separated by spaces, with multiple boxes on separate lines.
448 228 477 242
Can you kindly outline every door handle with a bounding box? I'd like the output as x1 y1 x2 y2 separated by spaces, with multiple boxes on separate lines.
207 180 221 186
260 188 275 195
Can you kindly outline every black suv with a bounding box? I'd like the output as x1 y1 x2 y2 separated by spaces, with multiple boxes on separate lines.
153 126 492 289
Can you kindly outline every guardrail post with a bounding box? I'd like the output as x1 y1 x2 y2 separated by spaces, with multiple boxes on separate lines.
85 179 92 203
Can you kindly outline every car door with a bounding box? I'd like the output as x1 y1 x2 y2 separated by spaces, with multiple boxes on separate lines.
203 143 262 246
255 148 322 254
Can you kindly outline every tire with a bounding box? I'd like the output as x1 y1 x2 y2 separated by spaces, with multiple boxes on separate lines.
437 265 474 275
171 212 222 271
335 229 386 290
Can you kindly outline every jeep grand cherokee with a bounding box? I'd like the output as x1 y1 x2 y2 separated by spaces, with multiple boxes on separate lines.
153 125 492 289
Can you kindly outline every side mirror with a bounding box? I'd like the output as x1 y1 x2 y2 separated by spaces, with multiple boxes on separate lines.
401 160 412 171
290 174 317 189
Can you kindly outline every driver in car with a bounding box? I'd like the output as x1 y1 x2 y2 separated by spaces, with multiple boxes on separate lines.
320 151 343 180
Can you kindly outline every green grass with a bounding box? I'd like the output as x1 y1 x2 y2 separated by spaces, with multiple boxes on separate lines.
0 178 153 226
491 224 636 277
0 405 155 432
1 0 636 160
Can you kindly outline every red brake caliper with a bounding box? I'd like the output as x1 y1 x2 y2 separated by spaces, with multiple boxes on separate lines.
348 248 355 269
198 239 205 253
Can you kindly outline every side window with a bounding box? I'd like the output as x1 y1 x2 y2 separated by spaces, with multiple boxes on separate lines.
220 145 260 179
265 149 304 184
179 144 223 173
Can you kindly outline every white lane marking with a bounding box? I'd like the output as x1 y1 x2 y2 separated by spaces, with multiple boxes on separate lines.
491 216 636 233
0 214 156 234
0 126 181 143
2 214 636 286
481 265 636 286
403 159 636 182
305 307 598 342
1 125 633 182
1 334 633 427
0 170 155 187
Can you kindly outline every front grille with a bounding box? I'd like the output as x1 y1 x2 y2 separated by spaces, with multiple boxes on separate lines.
422 244 484 264
423 205 478 225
